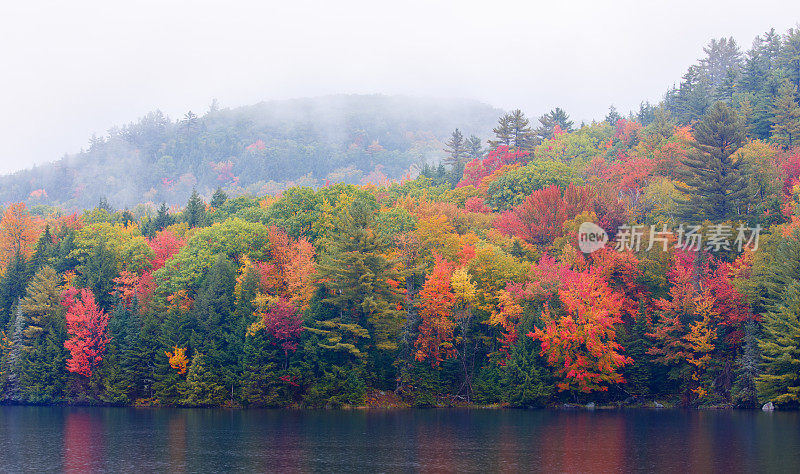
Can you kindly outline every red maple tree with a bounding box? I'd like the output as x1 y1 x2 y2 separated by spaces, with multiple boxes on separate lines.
62 288 110 378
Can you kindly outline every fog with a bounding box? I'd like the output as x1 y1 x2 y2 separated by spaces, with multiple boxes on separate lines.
0 0 798 174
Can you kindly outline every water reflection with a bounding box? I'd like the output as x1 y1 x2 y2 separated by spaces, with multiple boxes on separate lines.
63 409 106 472
1 407 798 472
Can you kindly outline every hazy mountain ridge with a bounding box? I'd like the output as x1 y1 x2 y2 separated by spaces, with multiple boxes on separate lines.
0 94 502 211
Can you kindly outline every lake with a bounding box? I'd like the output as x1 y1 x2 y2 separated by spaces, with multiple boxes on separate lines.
0 407 798 472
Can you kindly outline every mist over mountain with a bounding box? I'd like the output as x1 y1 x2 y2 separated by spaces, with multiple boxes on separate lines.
0 94 501 211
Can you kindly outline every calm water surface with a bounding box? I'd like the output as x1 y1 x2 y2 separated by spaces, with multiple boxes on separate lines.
0 406 798 473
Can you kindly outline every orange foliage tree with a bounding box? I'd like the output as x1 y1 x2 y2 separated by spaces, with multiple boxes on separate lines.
165 346 188 374
260 226 316 309
528 269 631 392
415 257 457 367
0 203 43 271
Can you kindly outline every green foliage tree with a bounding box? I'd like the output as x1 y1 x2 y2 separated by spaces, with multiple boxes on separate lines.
757 282 800 406
771 80 800 149
184 189 207 228
15 266 68 403
675 102 750 222
535 107 574 141
489 114 513 148
443 128 467 167
179 352 227 406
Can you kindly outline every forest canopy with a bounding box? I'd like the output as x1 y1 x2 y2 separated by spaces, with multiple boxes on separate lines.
2 27 800 409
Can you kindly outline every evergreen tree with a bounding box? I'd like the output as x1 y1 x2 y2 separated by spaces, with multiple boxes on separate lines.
190 254 238 395
499 335 552 407
465 135 484 161
97 303 131 403
701 37 742 91
2 305 25 400
757 281 800 406
443 129 467 167
665 65 713 123
714 68 739 102
27 226 55 279
535 107 574 141
771 80 800 149
178 352 226 406
733 320 760 407
316 199 403 387
16 266 68 404
241 327 283 406
605 105 622 125
210 187 228 209
184 189 207 228
78 242 118 311
97 197 114 213
637 102 657 126
118 299 156 402
488 113 513 148
618 315 654 398
675 102 749 222
649 105 675 139
151 203 174 235
780 27 800 92
54 228 79 275
0 253 28 328
508 109 535 151
118 210 135 228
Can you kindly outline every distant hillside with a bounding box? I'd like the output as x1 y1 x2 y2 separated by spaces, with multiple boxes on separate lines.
0 95 502 210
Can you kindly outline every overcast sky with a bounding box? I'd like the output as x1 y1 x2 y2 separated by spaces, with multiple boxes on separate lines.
0 0 798 174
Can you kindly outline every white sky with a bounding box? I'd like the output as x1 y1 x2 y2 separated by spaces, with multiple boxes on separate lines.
0 0 798 174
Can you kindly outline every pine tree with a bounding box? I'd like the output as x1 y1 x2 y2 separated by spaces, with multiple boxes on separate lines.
771 80 800 149
675 102 749 222
606 105 622 125
499 336 552 407
151 203 174 235
535 108 574 141
2 305 25 401
0 253 28 328
118 210 135 228
118 299 155 402
619 314 654 398
757 281 800 406
78 242 118 311
184 189 207 228
780 27 800 92
508 109 535 151
443 129 467 167
733 320 760 407
191 254 237 391
488 114 513 148
701 37 742 91
178 352 226 406
714 68 738 102
210 187 228 209
666 65 713 123
27 226 55 279
465 135 484 161
316 199 404 357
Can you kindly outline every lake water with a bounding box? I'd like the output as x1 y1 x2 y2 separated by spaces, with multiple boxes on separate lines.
0 407 798 473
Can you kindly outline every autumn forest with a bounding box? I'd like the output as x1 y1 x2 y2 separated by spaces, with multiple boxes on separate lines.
3 27 800 410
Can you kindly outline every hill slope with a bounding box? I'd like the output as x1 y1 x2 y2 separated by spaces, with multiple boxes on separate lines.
0 95 501 210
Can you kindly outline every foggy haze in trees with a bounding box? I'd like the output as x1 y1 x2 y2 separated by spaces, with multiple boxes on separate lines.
1 0 798 174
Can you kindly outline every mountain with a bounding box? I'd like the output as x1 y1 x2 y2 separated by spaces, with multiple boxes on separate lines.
0 94 502 211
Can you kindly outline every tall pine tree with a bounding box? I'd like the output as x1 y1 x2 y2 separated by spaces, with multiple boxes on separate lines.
675 102 750 222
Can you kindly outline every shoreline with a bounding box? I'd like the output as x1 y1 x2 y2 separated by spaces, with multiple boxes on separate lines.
0 401 774 411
